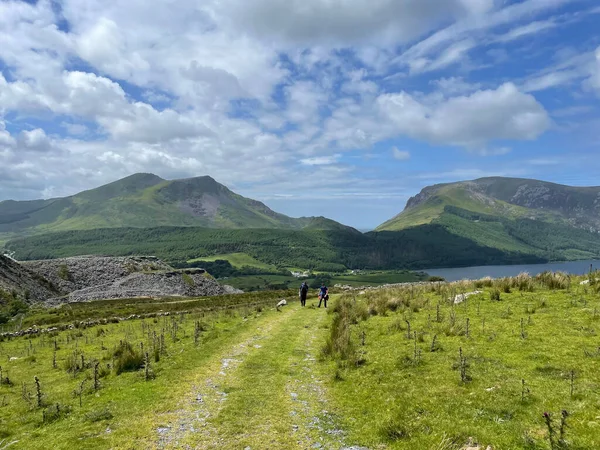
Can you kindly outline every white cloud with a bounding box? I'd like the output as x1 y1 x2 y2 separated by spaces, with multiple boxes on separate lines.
18 129 51 152
300 154 341 166
395 0 573 72
0 0 588 214
431 77 482 95
495 19 557 43
392 148 411 160
220 0 493 46
378 83 549 149
586 47 600 93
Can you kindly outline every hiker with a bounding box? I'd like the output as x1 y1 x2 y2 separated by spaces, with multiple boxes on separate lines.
318 283 329 308
299 281 309 307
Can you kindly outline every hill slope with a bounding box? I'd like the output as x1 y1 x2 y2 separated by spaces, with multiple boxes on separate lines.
376 177 600 261
0 174 353 240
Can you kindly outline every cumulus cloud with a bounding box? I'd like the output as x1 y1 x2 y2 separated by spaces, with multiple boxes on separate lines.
392 148 411 160
0 0 584 211
378 83 549 149
220 0 493 46
18 129 52 152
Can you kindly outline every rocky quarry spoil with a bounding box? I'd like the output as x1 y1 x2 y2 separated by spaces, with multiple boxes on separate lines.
1 255 240 305
0 254 60 301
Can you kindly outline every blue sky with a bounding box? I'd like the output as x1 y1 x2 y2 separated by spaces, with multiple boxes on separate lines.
1 0 599 229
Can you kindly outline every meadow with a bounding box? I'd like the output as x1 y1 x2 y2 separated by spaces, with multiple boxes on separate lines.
321 272 600 449
0 273 598 449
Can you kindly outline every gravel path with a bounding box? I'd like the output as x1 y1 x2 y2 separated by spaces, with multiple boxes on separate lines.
155 301 365 449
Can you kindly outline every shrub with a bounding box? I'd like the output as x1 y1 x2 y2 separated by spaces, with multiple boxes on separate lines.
85 408 114 423
536 271 570 290
57 264 70 281
113 341 144 375
490 289 501 302
380 416 411 441
182 273 195 287
428 276 446 282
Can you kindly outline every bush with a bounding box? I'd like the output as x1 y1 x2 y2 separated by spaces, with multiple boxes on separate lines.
58 264 70 281
490 289 501 302
428 276 446 282
113 341 144 375
536 271 570 290
85 408 114 423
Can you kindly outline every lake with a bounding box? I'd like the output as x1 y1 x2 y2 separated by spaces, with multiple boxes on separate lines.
425 259 600 282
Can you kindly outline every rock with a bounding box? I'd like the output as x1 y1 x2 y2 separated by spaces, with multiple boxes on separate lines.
454 291 483 304
0 254 59 303
15 255 239 304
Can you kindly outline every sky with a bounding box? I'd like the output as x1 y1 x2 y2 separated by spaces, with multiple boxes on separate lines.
0 0 599 229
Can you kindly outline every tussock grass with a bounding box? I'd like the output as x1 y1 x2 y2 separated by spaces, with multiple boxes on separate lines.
318 273 600 449
0 295 275 449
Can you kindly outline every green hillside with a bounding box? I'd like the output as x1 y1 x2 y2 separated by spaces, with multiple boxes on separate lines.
0 173 353 241
375 177 600 263
3 225 546 271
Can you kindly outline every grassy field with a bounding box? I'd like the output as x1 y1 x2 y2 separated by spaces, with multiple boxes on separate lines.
220 270 430 291
330 270 430 287
186 252 278 271
1 273 599 449
320 273 600 449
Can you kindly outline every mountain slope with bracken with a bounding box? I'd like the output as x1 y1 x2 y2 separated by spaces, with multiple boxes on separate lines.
376 177 600 261
0 173 355 242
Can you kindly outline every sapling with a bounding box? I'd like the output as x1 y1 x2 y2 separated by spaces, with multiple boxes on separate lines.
543 410 569 450
94 362 100 391
458 347 470 383
570 370 575 398
361 331 366 346
430 335 438 352
449 309 456 327
466 318 470 338
521 379 530 402
144 352 151 381
413 332 418 361
52 350 57 369
405 320 411 340
74 379 86 407
34 376 42 408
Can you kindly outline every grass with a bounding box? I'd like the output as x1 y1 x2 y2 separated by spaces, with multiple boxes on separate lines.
318 274 600 449
2 273 600 449
331 270 430 287
186 252 278 271
0 302 275 449
220 274 301 291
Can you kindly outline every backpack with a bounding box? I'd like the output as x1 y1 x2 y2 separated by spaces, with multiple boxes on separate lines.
301 283 308 293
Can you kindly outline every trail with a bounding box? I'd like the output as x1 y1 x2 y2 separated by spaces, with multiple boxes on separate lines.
156 301 355 450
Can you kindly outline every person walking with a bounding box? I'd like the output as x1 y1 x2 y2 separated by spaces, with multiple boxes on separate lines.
299 281 309 307
318 283 329 308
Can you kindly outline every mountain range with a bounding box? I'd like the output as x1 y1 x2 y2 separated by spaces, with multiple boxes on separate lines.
0 173 353 243
3 174 600 269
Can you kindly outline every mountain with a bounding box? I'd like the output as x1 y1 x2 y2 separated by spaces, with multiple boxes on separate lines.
0 173 354 240
376 177 600 261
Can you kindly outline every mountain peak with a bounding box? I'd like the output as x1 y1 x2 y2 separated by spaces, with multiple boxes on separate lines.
0 173 350 238
377 176 600 233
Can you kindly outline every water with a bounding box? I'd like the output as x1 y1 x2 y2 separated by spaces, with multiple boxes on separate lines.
425 259 599 282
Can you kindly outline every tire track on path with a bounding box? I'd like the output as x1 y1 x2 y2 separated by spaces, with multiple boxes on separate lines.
156 301 360 449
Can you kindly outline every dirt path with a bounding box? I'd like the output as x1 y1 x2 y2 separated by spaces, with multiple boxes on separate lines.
155 302 356 449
